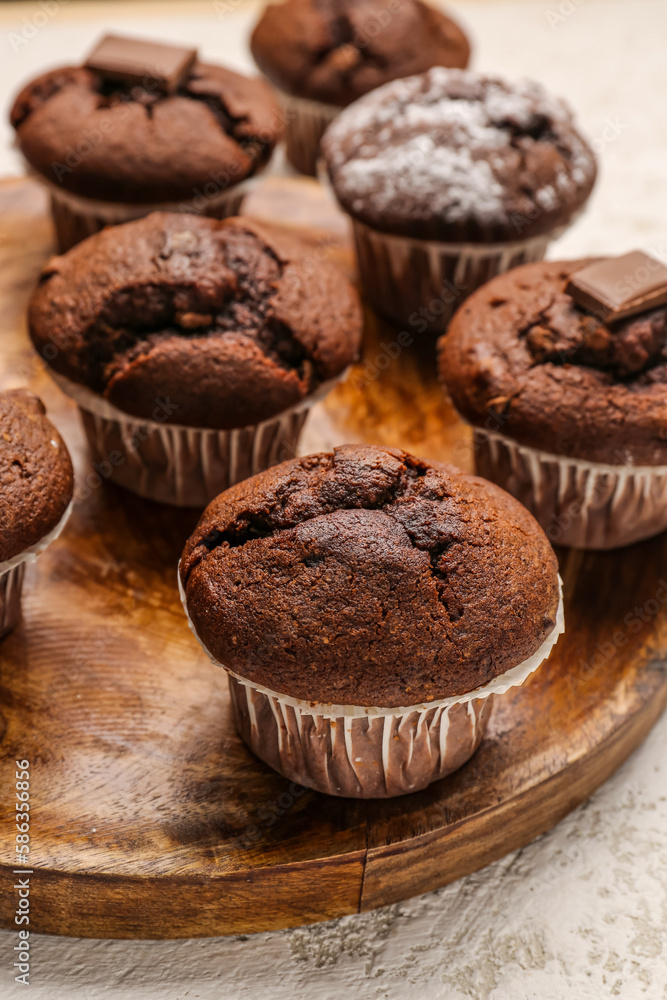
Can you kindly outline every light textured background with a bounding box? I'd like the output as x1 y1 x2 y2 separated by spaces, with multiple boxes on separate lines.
1 1 667 997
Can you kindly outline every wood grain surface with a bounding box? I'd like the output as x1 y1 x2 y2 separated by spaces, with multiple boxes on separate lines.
0 176 666 939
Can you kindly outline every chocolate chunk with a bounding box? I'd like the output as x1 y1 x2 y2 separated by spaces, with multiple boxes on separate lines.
84 35 197 94
565 250 667 323
438 258 667 467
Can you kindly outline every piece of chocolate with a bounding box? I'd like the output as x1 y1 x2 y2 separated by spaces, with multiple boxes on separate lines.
565 250 667 323
84 35 197 94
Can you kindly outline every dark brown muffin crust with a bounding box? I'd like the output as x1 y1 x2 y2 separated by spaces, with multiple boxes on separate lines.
322 68 597 242
439 259 667 466
250 0 470 107
28 213 362 429
0 389 74 562
180 445 559 707
10 62 281 203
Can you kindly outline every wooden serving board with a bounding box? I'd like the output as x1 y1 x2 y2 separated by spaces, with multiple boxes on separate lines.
0 176 666 939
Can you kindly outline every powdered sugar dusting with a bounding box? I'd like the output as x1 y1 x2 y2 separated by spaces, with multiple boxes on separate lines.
322 68 597 236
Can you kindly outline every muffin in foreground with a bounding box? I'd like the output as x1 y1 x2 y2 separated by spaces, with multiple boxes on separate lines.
10 34 283 251
438 252 667 549
321 68 597 331
0 390 74 639
250 0 470 175
179 445 563 798
28 212 362 507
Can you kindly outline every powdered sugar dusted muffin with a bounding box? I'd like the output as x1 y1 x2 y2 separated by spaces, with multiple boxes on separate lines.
251 0 470 175
180 445 564 797
321 68 597 330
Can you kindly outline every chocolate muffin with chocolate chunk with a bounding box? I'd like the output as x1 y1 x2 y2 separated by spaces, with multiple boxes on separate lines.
10 34 283 249
179 446 564 797
439 256 667 548
0 389 74 638
29 212 362 507
321 67 597 330
251 0 470 175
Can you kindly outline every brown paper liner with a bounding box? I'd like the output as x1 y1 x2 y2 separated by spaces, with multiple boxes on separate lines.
277 92 339 176
0 501 73 641
229 677 494 797
43 175 259 252
351 219 555 332
50 370 342 507
474 428 667 549
78 406 310 507
0 564 26 640
179 577 564 798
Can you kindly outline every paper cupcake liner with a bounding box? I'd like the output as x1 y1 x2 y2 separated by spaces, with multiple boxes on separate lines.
277 91 339 176
351 219 556 333
38 172 263 253
179 569 564 798
0 500 73 640
49 370 342 507
0 564 25 640
474 428 667 550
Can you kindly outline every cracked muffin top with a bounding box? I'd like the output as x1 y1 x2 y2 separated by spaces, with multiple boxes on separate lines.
438 259 667 466
250 0 470 108
28 212 362 429
321 68 597 242
10 62 281 203
0 389 74 563
180 444 560 707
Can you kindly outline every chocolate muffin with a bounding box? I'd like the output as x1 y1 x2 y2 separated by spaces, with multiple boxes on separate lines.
439 257 667 548
180 445 563 796
0 389 74 638
321 68 597 330
251 0 470 107
29 212 362 506
250 0 470 175
10 35 283 250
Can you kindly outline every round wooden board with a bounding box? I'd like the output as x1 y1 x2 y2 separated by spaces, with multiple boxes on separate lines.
1 176 666 940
